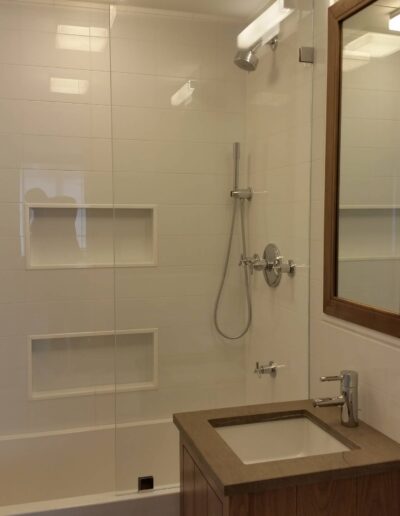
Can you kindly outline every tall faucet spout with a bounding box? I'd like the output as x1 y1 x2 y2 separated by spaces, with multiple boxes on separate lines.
313 370 358 427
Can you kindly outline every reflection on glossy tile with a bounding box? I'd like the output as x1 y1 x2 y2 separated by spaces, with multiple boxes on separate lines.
22 169 113 204
0 64 111 104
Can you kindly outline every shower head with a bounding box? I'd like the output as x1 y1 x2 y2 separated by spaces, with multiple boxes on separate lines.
234 36 278 72
234 48 259 72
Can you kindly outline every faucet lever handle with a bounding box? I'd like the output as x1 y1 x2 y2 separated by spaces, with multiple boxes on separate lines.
320 375 344 382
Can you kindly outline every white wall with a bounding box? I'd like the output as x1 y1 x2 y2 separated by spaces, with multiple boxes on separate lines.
0 0 118 505
0 0 115 436
244 0 314 404
0 0 247 431
310 0 400 444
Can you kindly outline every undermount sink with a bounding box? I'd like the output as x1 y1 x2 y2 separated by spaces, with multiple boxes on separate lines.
215 416 350 464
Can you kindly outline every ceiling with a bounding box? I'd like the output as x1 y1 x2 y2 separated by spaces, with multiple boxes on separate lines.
375 0 400 7
345 2 400 33
109 0 268 19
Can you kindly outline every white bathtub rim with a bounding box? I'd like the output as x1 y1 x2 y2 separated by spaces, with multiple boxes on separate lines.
0 418 173 443
0 485 180 516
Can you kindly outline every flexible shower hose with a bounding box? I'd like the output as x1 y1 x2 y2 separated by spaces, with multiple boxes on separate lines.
214 197 252 340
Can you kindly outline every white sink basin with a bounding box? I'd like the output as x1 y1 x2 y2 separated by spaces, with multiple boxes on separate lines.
215 417 350 464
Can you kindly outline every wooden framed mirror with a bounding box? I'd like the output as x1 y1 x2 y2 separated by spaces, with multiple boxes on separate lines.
324 0 400 338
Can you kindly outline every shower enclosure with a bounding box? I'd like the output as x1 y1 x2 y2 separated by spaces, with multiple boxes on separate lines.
0 0 314 513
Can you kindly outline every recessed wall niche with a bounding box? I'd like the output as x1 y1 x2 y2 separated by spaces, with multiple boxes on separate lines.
24 204 157 269
29 330 158 400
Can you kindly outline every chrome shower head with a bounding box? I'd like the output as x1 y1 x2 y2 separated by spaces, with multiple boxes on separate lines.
234 48 259 72
233 36 278 72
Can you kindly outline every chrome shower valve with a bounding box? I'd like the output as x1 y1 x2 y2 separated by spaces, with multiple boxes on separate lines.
239 245 295 286
239 254 266 274
266 255 295 275
262 243 295 287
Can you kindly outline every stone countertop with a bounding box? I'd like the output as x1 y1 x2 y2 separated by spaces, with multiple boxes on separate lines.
173 400 400 496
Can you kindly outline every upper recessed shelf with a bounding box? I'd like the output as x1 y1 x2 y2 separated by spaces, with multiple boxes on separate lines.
25 204 158 270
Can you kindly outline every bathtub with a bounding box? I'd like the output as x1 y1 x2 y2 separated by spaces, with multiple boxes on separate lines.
1 488 180 516
0 420 179 515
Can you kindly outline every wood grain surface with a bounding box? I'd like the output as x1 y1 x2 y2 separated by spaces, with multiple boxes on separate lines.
297 478 356 516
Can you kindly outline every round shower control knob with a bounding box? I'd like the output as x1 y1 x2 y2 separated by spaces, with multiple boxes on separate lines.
263 244 282 287
262 243 296 287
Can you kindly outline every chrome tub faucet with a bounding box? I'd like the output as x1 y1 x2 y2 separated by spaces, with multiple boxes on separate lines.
313 370 359 428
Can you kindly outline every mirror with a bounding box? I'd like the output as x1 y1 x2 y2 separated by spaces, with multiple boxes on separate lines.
324 0 400 337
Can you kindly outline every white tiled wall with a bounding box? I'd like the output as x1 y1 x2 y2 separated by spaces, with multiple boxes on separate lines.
244 0 314 404
0 0 248 424
0 0 119 504
310 0 400 444
0 0 115 438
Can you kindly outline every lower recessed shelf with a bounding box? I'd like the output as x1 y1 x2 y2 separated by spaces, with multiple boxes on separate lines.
25 204 158 269
28 329 158 400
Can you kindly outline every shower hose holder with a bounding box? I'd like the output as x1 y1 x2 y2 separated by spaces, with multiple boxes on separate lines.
230 188 253 200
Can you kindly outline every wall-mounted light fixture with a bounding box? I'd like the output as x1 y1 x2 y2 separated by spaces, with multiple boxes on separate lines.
237 0 293 50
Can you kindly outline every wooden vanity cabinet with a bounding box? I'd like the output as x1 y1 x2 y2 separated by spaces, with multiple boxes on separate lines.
182 445 223 516
181 440 400 516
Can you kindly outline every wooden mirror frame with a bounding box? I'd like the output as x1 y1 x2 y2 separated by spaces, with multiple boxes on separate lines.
324 0 400 338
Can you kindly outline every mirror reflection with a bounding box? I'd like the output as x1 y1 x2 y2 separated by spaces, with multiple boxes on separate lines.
337 0 400 313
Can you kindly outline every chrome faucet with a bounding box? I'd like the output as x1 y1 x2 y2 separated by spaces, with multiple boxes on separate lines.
313 370 359 428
